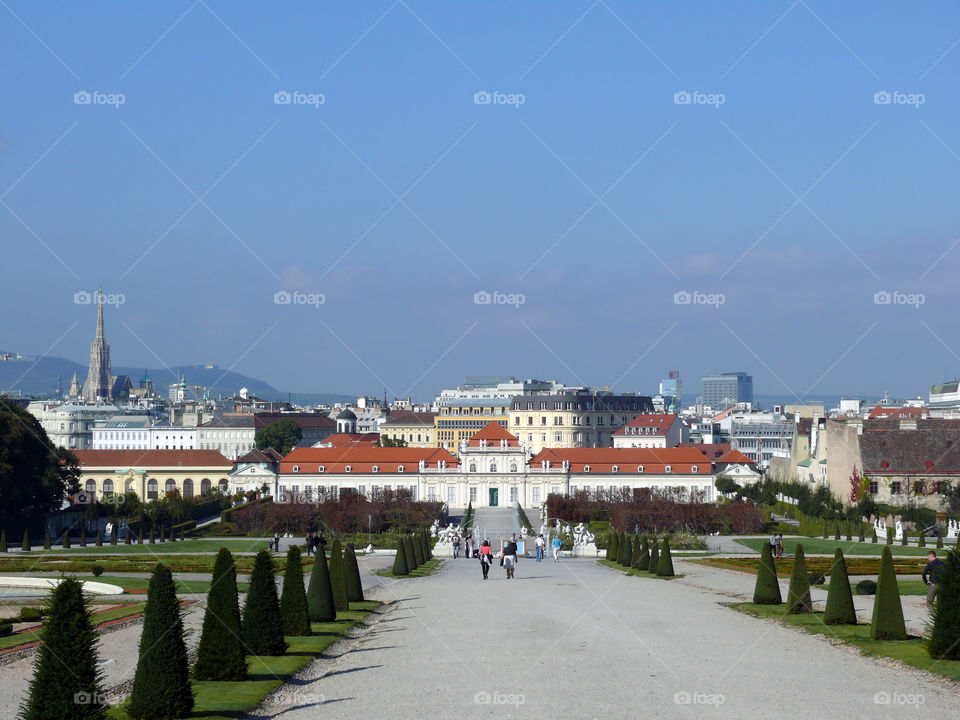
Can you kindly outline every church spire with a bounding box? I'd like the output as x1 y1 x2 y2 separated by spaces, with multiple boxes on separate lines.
96 286 105 339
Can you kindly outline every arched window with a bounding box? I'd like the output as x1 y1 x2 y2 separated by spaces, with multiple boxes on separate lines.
183 478 194 498
372 466 379 473
147 478 158 500
398 465 405 472
489 464 497 473
612 465 619 473
583 465 591 473
691 466 698 473
201 478 211 494
165 478 176 493
665 466 672 474
510 464 518 473
85 479 96 494
218 479 228 492
469 463 477 472
637 465 644 472
102 478 114 495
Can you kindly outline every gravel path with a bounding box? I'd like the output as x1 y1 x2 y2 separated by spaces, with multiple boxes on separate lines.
261 555 960 719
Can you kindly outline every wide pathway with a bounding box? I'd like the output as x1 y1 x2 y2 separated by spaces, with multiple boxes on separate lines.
265 555 960 719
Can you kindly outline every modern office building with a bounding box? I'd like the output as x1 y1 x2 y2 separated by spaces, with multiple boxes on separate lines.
702 372 753 409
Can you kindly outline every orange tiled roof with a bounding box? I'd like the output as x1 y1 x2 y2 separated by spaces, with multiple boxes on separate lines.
319 433 380 447
73 449 232 468
612 413 680 436
716 449 755 465
279 446 458 474
467 421 520 446
528 447 711 474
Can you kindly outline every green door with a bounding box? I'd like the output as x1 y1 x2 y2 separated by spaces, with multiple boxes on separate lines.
489 488 498 507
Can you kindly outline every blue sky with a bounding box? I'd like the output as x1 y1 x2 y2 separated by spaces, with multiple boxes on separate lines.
2 1 960 403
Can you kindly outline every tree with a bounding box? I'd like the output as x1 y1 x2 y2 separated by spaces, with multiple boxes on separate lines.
656 538 675 577
619 534 632 567
647 540 659 574
279 545 311 636
823 549 857 625
378 436 407 447
753 541 782 604
403 535 417 572
636 536 650 569
871 546 907 640
328 539 349 613
307 544 337 621
0 398 80 531
607 530 618 562
928 549 960 659
255 419 302 456
128 564 193 719
391 540 409 576
715 475 741 496
19 577 105 720
194 548 246 681
21 529 29 552
242 550 287 656
411 532 425 566
785 544 812 614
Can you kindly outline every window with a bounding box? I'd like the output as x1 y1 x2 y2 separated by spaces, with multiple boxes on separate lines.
532 486 540 503
359 485 367 496
869 480 878 494
489 464 497 473
398 465 405 472
510 464 518 473
612 465 618 473
510 486 517 502
691 466 698 473
219 479 228 492
665 466 672 473
102 478 114 494
891 481 902 494
447 486 455 503
541 416 547 425
147 479 158 499
372 465 379 473
201 478 211 494
85 479 96 494
183 478 194 498
470 463 477 472
469 486 477 502
165 478 176 493
293 465 300 473
583 465 591 472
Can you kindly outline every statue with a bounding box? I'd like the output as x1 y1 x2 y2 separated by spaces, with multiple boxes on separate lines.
572 522 595 546
430 519 440 538
435 522 461 544
894 520 903 542
948 519 960 539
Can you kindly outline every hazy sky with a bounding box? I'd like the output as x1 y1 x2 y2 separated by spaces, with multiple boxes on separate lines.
3 1 959 403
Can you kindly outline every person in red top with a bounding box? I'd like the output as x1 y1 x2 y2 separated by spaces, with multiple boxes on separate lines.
478 539 493 580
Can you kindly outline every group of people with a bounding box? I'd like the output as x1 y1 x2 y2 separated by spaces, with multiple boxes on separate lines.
305 530 327 556
474 533 565 580
767 533 784 558
452 533 474 559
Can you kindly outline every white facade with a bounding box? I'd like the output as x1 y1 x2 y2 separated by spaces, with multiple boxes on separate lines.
28 401 121 450
197 426 255 460
92 425 198 450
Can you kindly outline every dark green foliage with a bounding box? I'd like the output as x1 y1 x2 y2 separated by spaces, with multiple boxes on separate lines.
128 564 193 719
753 542 782 605
824 549 857 625
937 530 944 549
307 544 337 621
149 528 155 544
255 418 303 455
422 532 432 560
845 524 852 542
808 573 825 585
886 528 893 544
403 535 417 571
242 550 287 656
647 540 659 574
79 527 86 547
856 580 877 595
656 538 674 577
43 530 50 550
785 544 812 614
279 545 311 636
137 531 143 544
636 536 650 569
412 532 425 566
391 540 409 576
834 525 841 541
928 549 960 659
619 534 632 567
19 577 106 720
169 527 176 543
630 534 642 568
608 531 619 562
870 547 907 640
194 548 246 681
918 532 926 548
111 525 117 546
857 525 864 543
328 538 349 613
822 523 828 539
901 531 908 546
63 531 70 549
0 530 6 552
95 530 102 547
871 527 877 543
344 543 364 603
92 565 103 577
21 529 30 552
0 620 11 636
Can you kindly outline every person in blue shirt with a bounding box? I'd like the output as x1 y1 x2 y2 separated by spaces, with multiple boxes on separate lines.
552 535 562 562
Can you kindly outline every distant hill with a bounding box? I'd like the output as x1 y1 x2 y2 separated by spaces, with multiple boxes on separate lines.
0 353 353 406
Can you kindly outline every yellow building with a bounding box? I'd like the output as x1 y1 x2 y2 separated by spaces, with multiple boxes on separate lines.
73 449 233 501
435 399 510 452
379 410 437 448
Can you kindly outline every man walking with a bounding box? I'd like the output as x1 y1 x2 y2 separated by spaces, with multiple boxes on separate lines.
552 535 562 562
923 550 946 608
452 533 460 559
535 534 545 562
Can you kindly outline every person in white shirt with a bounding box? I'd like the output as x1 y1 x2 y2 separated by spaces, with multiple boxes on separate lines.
535 534 545 562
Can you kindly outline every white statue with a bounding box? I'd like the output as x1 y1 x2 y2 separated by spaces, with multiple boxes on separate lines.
430 519 440 538
894 520 903 541
572 522 594 546
436 522 461 544
873 518 885 538
947 519 960 540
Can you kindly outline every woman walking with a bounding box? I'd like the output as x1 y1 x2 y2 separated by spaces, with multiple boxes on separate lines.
479 538 492 580
452 533 461 559
503 537 518 579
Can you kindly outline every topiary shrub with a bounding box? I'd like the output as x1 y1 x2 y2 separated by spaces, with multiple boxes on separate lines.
307 544 337 621
607 531 619 562
328 538 349 613
871 527 877 544
111 525 117 546
822 524 828 539
901 531 908 547
411 532 425 566
937 530 944 549
928 549 960 659
280 545 311 636
834 525 841 541
91 565 103 577
808 573 826 586
647 540 659 574
18 607 43 622
856 580 877 595
43 530 50 551
636 535 650 570
870 546 907 640
79 527 86 548
656 538 675 577
21 530 30 552
785 544 812 614
403 536 417 572
620 535 633 568
918 532 926 548
391 540 409 576
823 549 857 625
0 621 11 636
18 577 106 720
344 543 364 603
62 531 70 550
0 529 7 553
194 548 246 681
125 530 131 545
857 525 864 543
886 527 893 545
95 530 102 547
753 541 782 605
128 564 193 720
242 550 287 656
630 534 642 569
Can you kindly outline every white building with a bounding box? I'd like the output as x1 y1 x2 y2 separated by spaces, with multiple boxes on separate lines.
613 413 688 448
28 401 122 450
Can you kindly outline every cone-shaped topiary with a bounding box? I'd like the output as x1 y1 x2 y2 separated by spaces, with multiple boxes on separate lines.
21 530 30 552
307 543 337 621
871 527 877 543
412 532 425 566
403 535 417 572
886 527 893 545
901 531 908 546
630 534 642 569
620 535 632 567
169 526 176 543
422 531 432 560
43 530 51 550
194 548 246 680
149 528 155 544
279 545 311 636
871 546 907 640
937 530 944 549
391 539 409 576
0 530 6 552
919 532 926 548
19 577 107 720
636 536 650 569
328 538 349 613
858 525 864 543
657 538 675 577
137 531 142 544
344 543 364 603
834 525 841 541
824 549 857 625
111 524 117 545
928 549 960 659
79 527 86 548
785 544 813 614
753 541 782 604
128 564 193 719
822 523 828 539
95 530 102 547
242 550 288 656
62 531 70 550
607 531 618 562
845 524 852 542
647 540 659 574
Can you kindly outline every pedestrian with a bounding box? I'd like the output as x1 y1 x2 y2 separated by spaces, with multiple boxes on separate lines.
552 535 562 561
535 534 545 562
318 530 327 551
479 538 492 580
769 533 777 558
452 533 460 559
305 533 314 556
923 550 946 608
273 532 280 553
465 533 473 559
775 533 784 559
503 537 518 579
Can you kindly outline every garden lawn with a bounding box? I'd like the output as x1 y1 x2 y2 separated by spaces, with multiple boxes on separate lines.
597 558 681 578
0 553 311 575
0 603 147 652
736 537 933 557
107 601 380 720
376 558 443 578
28 538 269 555
695 556 925 577
85 575 249 594
733 603 960 682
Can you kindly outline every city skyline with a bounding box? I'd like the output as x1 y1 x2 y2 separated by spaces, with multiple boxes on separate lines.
3 3 960 401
